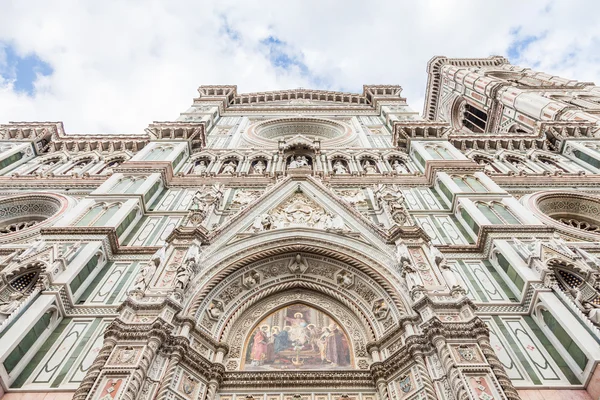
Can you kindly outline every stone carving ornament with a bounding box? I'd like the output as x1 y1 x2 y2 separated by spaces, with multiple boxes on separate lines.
374 184 412 226
130 244 166 293
288 155 310 169
252 191 347 231
0 292 24 318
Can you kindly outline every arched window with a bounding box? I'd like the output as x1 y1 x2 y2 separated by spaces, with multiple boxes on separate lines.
96 159 123 175
425 145 452 160
538 157 568 173
477 202 520 225
508 124 529 134
462 103 488 133
109 177 146 194
144 145 173 161
452 175 488 192
76 203 121 227
473 156 501 173
506 156 535 173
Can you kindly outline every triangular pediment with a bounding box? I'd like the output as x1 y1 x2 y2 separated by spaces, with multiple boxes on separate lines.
207 177 391 250
247 189 348 232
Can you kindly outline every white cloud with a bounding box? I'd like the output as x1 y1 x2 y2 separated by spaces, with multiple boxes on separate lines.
0 0 599 133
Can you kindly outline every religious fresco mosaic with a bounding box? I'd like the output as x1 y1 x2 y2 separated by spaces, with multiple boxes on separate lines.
242 304 352 370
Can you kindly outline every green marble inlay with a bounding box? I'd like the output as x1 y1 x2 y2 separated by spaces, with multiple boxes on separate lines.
483 260 517 301
78 262 114 303
51 319 102 387
458 260 487 302
493 316 541 385
540 310 588 370
122 215 148 245
11 318 70 388
108 262 137 304
496 253 524 292
524 316 580 384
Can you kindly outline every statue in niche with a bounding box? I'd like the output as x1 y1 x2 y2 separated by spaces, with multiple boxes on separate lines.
252 160 266 175
391 159 408 174
70 160 91 176
332 160 348 174
175 242 202 291
193 160 208 175
131 245 166 292
131 261 157 292
36 161 57 176
288 155 309 169
222 160 237 175
0 292 24 318
362 160 377 174
395 241 422 290
429 244 460 289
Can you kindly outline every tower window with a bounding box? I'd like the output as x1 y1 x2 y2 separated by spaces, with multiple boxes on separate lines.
462 104 488 133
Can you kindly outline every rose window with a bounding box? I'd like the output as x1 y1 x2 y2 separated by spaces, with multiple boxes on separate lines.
0 194 66 238
558 218 600 232
525 191 600 239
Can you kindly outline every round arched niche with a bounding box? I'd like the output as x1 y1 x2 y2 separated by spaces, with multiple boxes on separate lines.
525 191 600 239
244 117 356 147
0 193 70 241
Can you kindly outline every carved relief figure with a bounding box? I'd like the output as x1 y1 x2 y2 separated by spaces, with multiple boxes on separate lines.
0 292 24 318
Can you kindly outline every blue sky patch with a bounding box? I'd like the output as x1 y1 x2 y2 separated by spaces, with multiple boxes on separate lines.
0 43 53 95
507 28 546 61
260 35 330 88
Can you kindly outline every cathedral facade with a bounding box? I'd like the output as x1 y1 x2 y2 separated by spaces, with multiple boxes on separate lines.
0 56 599 400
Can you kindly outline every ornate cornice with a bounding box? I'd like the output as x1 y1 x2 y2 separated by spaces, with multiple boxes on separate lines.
423 56 509 121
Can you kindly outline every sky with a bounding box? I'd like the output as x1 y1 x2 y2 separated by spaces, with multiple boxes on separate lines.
0 0 599 134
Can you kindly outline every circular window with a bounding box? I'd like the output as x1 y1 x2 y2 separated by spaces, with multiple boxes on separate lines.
0 194 70 241
244 117 356 147
525 191 600 240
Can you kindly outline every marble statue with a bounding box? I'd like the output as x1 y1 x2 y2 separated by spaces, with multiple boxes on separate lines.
363 160 377 174
193 160 208 174
333 160 348 174
222 161 237 175
253 160 266 175
288 155 309 169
